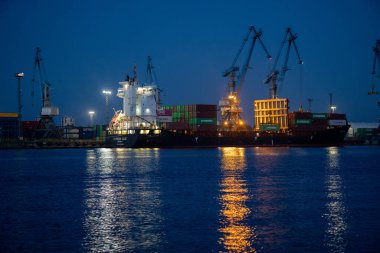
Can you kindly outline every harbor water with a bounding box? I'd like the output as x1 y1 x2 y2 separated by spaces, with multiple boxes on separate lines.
0 146 379 252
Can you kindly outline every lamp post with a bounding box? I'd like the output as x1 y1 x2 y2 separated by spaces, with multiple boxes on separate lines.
88 111 95 126
102 90 112 125
15 72 24 140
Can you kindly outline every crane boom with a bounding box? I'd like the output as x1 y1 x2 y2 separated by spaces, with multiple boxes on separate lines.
265 27 303 98
238 27 271 93
219 26 271 131
223 26 254 77
369 39 380 95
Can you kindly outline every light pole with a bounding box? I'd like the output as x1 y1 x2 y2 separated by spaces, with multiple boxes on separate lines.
88 111 95 126
102 90 112 125
15 72 24 140
329 93 336 113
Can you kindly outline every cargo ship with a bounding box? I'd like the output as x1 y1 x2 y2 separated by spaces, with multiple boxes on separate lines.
107 28 350 148
106 71 350 148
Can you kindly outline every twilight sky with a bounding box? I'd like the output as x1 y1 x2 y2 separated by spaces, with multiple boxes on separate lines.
1 0 379 126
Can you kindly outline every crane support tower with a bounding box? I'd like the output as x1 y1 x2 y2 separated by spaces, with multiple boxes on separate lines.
31 47 61 138
219 25 271 131
265 27 303 99
368 39 380 95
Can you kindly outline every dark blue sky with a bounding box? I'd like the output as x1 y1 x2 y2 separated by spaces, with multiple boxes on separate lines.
1 0 379 125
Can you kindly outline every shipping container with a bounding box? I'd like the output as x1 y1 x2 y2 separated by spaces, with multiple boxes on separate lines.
63 133 79 139
193 104 217 111
328 119 347 126
164 122 190 130
312 113 328 119
0 113 19 139
195 111 217 118
356 128 375 136
157 109 172 116
295 119 312 125
63 128 80 134
189 118 217 125
157 116 173 123
78 127 95 139
0 113 18 118
259 124 280 131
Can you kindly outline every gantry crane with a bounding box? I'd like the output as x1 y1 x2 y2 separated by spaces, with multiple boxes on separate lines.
368 39 380 96
265 27 303 99
31 47 60 138
219 26 271 131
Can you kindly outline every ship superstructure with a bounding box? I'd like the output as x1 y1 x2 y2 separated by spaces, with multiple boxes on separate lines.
109 62 161 135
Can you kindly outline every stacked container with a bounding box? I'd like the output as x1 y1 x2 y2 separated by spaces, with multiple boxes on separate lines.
79 127 95 140
0 113 18 139
94 125 107 141
161 104 217 132
22 121 40 139
63 127 79 139
288 112 348 132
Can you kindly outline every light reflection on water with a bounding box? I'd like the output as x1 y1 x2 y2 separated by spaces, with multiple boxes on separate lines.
324 147 347 253
83 148 164 252
219 147 256 253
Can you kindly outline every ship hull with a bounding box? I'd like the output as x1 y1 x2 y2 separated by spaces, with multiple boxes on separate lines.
107 125 350 148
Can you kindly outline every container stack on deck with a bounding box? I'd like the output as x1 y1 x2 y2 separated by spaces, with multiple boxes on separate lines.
61 125 106 140
0 113 19 140
160 104 217 132
288 112 347 132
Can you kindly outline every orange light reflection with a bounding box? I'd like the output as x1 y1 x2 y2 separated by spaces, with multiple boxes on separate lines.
219 147 256 253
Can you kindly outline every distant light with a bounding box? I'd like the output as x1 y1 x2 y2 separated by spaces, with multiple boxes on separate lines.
330 106 336 113
88 111 95 115
224 121 228 126
239 120 244 125
15 72 24 77
102 90 112 95
145 108 150 114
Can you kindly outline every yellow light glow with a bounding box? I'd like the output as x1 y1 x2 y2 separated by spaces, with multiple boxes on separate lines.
239 120 244 125
224 121 228 126
219 147 255 252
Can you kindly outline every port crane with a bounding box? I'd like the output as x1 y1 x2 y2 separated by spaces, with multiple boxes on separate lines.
219 26 271 130
146 56 162 107
368 39 380 96
265 27 303 99
31 47 60 138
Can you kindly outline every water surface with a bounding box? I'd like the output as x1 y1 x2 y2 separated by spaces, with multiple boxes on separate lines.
0 146 379 252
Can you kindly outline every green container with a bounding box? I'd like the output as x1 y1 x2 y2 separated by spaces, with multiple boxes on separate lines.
259 124 280 131
190 118 217 125
296 119 312 124
357 128 375 135
312 113 328 119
